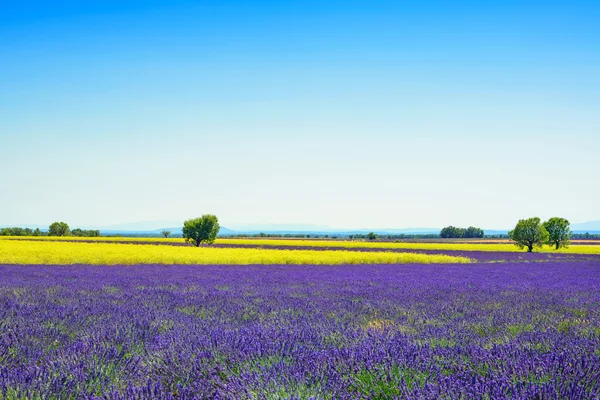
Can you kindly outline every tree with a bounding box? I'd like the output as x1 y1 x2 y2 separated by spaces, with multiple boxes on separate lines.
71 228 100 237
33 228 42 237
182 215 220 247
543 217 571 250
508 217 549 252
367 232 377 240
48 222 70 236
464 226 484 238
161 230 171 238
440 226 465 238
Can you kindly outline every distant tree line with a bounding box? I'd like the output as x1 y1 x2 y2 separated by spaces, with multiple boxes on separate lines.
0 227 43 236
222 233 447 240
0 223 98 237
572 232 600 239
439 226 485 239
71 228 100 237
225 233 314 239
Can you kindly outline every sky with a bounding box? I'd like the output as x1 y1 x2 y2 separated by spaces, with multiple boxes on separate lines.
1 0 599 230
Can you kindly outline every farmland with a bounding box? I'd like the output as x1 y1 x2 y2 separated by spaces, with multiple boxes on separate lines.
4 0 598 398
2 260 600 398
0 240 471 265
1 238 599 399
3 235 600 254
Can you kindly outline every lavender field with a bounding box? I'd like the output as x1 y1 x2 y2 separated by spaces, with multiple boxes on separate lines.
2 253 600 399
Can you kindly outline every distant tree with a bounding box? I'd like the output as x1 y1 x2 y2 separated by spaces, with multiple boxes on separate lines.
49 222 70 236
71 228 100 237
508 217 549 252
161 230 171 238
543 217 571 250
33 228 42 236
182 215 220 247
440 226 463 238
12 227 24 236
464 226 484 238
441 226 483 239
367 232 377 240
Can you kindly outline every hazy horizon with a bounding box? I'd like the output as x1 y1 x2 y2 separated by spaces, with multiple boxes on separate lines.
2 1 599 228
4 219 600 234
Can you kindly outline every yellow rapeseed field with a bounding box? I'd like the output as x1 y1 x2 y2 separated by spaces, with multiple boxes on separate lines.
0 240 472 265
216 239 600 254
2 236 599 254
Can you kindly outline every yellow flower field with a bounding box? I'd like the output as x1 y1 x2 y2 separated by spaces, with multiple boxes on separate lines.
2 236 599 254
0 240 472 265
217 239 600 254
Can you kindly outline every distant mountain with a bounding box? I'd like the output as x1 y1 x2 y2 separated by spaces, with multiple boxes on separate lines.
95 226 235 237
572 221 600 231
218 226 236 235
4 220 598 237
153 226 235 235
225 223 333 232
220 224 440 235
216 227 441 236
483 230 509 235
93 221 183 231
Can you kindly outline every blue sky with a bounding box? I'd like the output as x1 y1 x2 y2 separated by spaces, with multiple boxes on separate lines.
1 0 599 229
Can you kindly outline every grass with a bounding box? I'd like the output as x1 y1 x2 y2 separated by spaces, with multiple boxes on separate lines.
0 240 472 265
3 236 599 254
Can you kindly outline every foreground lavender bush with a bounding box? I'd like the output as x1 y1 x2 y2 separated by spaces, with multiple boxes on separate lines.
1 262 600 399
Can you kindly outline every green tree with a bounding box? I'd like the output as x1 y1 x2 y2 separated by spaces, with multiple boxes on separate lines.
33 228 42 237
464 226 484 238
161 230 171 238
440 226 466 238
543 217 571 250
71 228 100 237
48 222 70 236
508 217 549 252
182 215 220 247
367 232 377 240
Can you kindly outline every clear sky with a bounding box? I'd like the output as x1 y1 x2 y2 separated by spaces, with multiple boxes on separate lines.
1 0 599 229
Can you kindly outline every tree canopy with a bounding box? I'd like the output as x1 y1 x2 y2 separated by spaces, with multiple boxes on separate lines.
440 226 484 239
182 215 220 247
543 217 571 250
48 222 70 237
71 228 100 237
508 217 549 252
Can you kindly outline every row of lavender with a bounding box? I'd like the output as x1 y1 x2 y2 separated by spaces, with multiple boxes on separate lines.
1 262 600 399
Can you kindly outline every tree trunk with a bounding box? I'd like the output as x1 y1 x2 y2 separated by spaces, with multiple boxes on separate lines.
527 244 533 252
556 243 559 250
